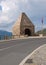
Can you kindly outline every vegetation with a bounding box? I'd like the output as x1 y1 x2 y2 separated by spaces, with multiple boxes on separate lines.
36 29 46 35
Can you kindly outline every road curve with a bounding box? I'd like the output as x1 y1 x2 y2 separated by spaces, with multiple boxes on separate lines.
0 38 46 65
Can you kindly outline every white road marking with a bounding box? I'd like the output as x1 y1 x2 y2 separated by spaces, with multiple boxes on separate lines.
0 37 29 43
0 45 16 51
19 44 46 65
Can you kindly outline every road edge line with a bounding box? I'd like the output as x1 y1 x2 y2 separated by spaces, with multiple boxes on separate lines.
19 44 46 65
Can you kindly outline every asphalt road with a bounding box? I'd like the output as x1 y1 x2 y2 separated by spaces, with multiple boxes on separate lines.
0 38 46 65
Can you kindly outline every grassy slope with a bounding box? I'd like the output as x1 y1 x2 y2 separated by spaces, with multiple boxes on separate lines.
36 29 46 35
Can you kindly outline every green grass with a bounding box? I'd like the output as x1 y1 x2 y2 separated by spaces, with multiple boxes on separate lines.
36 29 46 35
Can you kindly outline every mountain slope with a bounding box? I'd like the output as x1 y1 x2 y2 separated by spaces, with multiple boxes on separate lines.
0 30 12 40
0 30 12 36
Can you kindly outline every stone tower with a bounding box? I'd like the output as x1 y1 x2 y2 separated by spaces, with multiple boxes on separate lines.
12 13 35 36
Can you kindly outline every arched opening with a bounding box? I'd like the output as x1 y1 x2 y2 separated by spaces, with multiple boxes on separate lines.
25 29 31 36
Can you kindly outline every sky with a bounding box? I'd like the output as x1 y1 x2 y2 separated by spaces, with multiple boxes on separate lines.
0 0 46 32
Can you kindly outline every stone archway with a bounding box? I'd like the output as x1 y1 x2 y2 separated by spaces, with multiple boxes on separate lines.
25 29 31 36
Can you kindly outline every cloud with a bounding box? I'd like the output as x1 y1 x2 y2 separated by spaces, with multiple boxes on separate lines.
21 0 28 3
0 0 29 24
0 0 19 24
0 15 10 24
31 1 46 16
0 1 10 13
1 0 19 13
0 0 46 31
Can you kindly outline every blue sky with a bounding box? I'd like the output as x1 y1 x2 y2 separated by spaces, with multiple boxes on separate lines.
0 0 46 32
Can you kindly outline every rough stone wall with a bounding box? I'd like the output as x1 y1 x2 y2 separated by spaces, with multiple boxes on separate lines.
20 26 34 36
12 13 35 36
12 14 22 35
20 13 35 36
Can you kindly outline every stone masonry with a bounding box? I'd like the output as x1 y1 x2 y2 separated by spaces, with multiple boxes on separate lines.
12 13 35 36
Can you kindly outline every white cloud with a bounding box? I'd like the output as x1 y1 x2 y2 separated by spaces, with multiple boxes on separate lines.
0 1 10 13
0 0 29 24
0 0 46 31
0 0 19 24
0 0 19 13
0 16 9 23
21 0 28 3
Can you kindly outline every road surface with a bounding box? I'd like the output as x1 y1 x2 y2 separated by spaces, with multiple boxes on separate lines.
0 38 46 65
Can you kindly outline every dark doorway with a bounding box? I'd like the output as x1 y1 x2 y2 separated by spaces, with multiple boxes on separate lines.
25 29 31 36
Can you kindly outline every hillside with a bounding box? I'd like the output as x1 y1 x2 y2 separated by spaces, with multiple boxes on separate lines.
0 30 12 40
36 29 46 35
0 30 12 36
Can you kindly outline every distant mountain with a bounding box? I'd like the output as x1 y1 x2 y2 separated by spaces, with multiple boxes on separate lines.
0 30 12 36
36 29 46 35
0 30 12 40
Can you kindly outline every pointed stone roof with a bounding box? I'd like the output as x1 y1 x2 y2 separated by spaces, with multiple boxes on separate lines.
13 12 34 28
12 12 35 35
